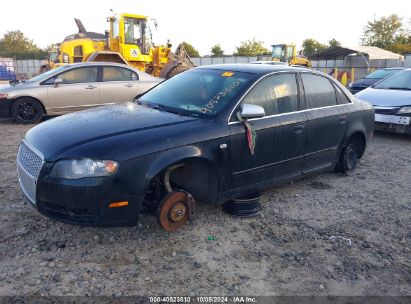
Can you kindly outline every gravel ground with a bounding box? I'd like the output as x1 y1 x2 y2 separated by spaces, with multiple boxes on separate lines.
0 118 410 297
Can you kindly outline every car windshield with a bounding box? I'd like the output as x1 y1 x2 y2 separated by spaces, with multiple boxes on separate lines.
365 69 400 79
373 70 411 90
27 66 67 83
137 68 256 117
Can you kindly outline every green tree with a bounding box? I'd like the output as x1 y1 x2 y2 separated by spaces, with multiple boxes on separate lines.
181 42 200 57
211 44 224 57
234 38 269 56
0 30 47 59
328 38 341 47
302 38 327 57
361 14 411 54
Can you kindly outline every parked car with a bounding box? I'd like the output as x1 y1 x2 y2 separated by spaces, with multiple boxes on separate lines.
17 64 374 230
0 62 162 124
349 67 404 94
355 68 411 134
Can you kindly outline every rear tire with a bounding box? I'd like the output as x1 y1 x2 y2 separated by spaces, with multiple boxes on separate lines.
337 140 359 175
11 97 43 124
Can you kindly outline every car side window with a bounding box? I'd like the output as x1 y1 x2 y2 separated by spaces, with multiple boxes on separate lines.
102 67 139 82
301 73 337 109
52 67 98 84
240 73 299 117
334 85 351 104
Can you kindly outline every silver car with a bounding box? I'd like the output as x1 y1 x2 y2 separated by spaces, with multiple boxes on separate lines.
0 62 162 123
355 68 411 134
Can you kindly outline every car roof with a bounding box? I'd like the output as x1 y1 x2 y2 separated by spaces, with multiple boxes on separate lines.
62 62 138 70
195 63 309 75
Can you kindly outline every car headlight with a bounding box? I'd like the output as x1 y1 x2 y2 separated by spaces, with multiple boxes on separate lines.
0 93 8 99
396 106 411 115
50 159 119 179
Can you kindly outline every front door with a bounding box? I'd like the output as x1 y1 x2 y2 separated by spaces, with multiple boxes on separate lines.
46 66 99 114
228 73 307 193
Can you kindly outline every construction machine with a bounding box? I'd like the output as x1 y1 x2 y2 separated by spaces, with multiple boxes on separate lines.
49 13 194 78
271 44 311 67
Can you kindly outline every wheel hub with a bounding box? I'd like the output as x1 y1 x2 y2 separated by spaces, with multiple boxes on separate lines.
168 202 186 222
157 191 192 232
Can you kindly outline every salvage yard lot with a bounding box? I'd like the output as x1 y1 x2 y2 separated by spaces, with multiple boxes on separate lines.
0 119 410 296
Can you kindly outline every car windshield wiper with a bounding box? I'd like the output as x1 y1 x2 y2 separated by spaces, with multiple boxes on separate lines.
385 87 411 91
144 102 199 117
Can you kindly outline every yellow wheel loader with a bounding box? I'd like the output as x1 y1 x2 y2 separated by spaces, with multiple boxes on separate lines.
271 44 311 67
49 13 194 78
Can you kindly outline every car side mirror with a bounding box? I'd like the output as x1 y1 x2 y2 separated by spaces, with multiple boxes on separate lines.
54 78 63 88
239 103 265 119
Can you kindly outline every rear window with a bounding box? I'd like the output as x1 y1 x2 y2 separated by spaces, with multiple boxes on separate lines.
334 85 351 104
103 67 138 82
301 74 337 109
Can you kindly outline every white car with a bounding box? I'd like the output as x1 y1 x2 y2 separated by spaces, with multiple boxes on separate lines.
355 68 411 134
0 62 162 124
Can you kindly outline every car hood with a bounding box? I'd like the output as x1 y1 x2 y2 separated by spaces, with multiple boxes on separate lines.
0 81 38 93
355 87 411 107
351 78 379 88
24 102 199 161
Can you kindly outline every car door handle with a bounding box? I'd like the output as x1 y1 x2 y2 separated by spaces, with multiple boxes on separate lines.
125 83 133 88
339 116 347 123
86 85 97 89
293 125 305 134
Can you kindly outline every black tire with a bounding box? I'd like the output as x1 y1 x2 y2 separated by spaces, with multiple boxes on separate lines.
337 141 359 175
11 97 43 124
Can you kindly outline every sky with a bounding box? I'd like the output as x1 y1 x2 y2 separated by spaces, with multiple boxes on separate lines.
1 0 410 56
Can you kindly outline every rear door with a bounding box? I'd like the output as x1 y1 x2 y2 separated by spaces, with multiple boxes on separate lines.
300 73 350 172
99 66 140 106
228 73 307 192
46 66 99 114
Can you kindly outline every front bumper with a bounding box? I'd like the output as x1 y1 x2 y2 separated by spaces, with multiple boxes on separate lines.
34 173 144 226
374 114 411 134
17 142 145 226
0 98 12 118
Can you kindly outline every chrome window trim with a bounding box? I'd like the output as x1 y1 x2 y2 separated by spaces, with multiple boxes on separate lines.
228 103 352 125
227 70 353 124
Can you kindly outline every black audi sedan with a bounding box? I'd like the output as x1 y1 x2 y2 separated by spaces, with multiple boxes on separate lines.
17 64 374 231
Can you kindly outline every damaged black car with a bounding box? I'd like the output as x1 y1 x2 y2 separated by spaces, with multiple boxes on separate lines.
17 64 374 230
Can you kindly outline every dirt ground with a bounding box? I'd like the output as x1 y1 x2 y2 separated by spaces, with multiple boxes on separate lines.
0 118 410 297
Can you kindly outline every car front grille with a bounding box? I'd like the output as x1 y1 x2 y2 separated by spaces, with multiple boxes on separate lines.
17 141 44 204
374 106 400 115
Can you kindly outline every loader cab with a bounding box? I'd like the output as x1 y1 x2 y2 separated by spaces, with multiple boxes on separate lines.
110 13 153 59
272 44 295 63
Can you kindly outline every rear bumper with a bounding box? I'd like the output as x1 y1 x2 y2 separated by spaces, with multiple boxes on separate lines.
0 98 12 118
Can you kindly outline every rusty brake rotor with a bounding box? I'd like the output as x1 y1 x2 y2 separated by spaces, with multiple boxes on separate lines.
157 191 194 232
